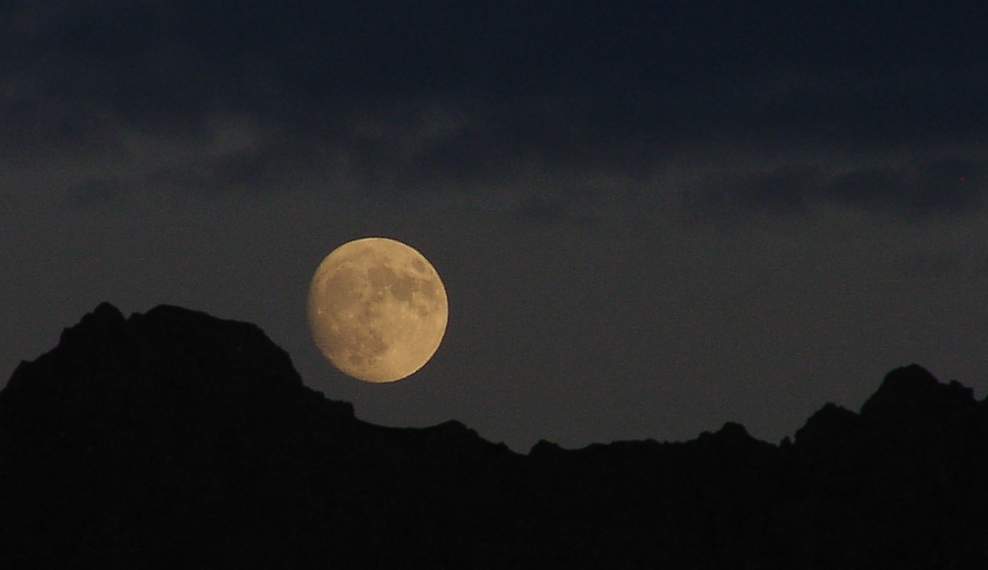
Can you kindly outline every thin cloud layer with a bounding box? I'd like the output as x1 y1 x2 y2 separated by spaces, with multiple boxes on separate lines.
692 158 986 221
2 1 986 221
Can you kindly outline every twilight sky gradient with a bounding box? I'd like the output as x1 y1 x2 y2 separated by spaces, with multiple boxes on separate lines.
3 1 987 451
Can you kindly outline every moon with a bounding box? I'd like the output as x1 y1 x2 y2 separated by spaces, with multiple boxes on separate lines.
307 237 449 383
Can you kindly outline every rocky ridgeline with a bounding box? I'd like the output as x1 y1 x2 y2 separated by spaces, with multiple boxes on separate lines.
1 304 986 569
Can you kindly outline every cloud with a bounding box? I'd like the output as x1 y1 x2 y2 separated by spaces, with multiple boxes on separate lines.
514 194 571 225
692 165 821 217
898 251 965 279
689 158 986 221
826 160 984 217
2 0 987 222
68 177 128 208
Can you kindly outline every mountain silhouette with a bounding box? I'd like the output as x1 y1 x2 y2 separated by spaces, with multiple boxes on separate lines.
1 304 986 569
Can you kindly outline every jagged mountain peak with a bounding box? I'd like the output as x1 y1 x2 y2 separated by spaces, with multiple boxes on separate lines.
55 301 127 348
860 364 977 423
88 300 127 323
794 402 861 448
1 303 312 424
695 421 761 446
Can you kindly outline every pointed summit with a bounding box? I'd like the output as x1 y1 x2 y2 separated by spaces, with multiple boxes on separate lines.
793 403 863 454
57 301 127 344
860 364 976 424
89 301 126 323
697 421 762 448
714 421 752 441
66 301 126 337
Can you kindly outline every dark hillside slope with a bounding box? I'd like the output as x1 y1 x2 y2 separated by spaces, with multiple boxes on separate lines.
1 305 985 569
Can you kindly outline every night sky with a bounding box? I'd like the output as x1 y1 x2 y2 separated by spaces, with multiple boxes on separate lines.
3 1 987 451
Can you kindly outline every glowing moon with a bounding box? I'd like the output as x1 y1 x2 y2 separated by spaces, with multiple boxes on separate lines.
307 237 448 383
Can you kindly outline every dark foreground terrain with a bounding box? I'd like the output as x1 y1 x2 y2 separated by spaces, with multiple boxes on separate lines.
1 304 986 569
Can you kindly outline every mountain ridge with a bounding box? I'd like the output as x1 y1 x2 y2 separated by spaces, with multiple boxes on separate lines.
1 303 986 569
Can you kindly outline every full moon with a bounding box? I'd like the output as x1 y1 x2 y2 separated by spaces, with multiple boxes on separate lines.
307 237 449 383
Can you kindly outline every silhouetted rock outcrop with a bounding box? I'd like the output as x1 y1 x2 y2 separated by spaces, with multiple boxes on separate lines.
1 304 986 569
794 402 862 450
861 364 978 426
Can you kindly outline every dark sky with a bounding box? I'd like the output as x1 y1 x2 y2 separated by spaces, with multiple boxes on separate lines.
3 1 987 451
